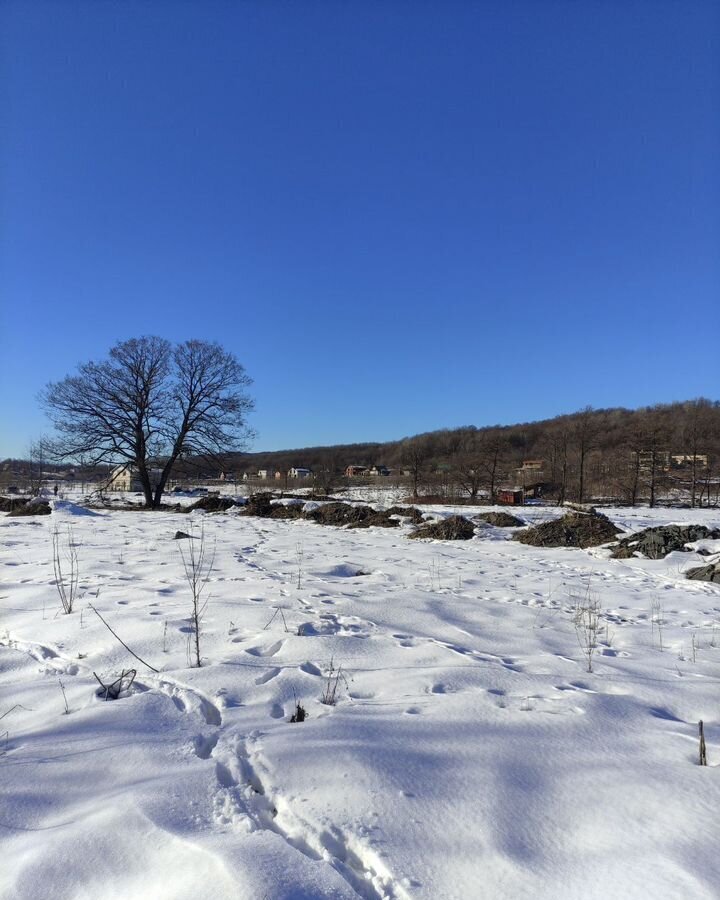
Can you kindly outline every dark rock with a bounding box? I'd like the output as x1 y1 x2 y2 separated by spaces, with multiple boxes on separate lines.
410 515 475 541
610 525 720 560
174 531 193 540
686 562 720 584
514 511 620 549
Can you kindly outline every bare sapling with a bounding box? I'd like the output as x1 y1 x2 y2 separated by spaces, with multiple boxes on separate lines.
572 584 602 674
52 525 79 614
59 679 70 714
178 523 215 668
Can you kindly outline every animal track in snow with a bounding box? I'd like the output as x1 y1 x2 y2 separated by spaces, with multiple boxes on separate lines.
300 661 322 677
211 735 409 900
0 633 82 677
155 678 223 726
255 667 281 685
245 639 284 658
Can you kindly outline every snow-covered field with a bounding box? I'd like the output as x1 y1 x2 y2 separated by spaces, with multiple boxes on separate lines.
2 498 720 900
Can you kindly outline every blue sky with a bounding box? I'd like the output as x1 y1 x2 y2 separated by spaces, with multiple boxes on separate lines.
1 0 718 459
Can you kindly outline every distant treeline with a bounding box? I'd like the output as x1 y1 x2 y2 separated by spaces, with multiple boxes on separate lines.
3 399 718 507
223 399 720 506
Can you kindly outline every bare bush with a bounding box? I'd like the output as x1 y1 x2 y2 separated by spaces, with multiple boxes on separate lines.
320 657 349 706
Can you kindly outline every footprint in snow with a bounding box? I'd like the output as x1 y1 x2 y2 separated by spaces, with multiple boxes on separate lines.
300 661 322 677
255 667 280 685
245 640 284 658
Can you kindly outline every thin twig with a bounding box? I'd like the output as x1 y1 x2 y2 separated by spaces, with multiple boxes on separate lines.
0 704 32 721
89 604 160 673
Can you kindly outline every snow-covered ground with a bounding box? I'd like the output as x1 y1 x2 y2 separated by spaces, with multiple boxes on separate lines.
2 498 720 900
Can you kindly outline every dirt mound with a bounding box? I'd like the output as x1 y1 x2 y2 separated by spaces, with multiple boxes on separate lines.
477 512 524 528
238 493 273 516
7 498 51 517
611 524 720 560
269 503 305 520
347 511 399 529
686 562 720 584
410 515 475 541
185 495 239 513
0 496 30 513
386 506 425 524
301 502 397 529
514 511 619 549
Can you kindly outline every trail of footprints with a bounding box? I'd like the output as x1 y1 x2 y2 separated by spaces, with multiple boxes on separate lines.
210 733 409 900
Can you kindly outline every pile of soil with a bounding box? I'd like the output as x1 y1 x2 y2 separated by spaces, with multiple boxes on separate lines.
386 506 425 524
7 498 51 517
409 515 475 541
240 493 275 517
185 495 239 513
686 562 720 584
305 502 396 528
514 511 619 549
477 512 524 528
0 496 30 513
268 503 305 520
347 510 399 529
610 524 720 560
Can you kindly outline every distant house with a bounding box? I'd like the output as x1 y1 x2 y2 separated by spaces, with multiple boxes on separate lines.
274 470 284 480
367 465 390 477
520 460 544 472
638 451 671 472
288 467 312 479
257 469 270 479
671 454 708 469
345 465 369 477
108 464 162 492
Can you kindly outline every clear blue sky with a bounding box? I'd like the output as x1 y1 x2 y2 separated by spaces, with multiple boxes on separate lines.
1 0 718 459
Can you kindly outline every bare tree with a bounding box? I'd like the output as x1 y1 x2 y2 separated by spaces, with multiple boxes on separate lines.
42 337 254 508
400 436 433 501
545 427 570 505
572 407 600 504
28 437 51 496
454 431 503 503
681 399 713 507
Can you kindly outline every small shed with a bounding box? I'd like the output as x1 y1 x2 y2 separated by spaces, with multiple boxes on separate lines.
496 489 524 506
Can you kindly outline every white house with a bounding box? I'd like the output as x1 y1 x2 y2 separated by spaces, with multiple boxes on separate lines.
288 467 312 479
108 465 162 492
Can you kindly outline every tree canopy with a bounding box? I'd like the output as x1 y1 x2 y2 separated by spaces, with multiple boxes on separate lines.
42 336 253 507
